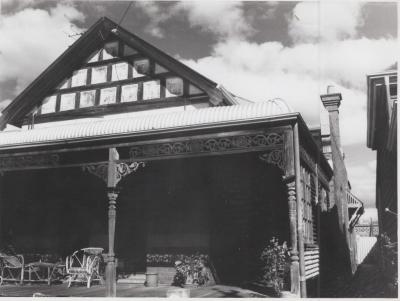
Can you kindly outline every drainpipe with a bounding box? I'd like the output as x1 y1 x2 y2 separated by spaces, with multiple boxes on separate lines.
294 122 307 297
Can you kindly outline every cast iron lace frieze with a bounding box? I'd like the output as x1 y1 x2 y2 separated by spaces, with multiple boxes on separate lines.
0 154 60 170
129 132 284 160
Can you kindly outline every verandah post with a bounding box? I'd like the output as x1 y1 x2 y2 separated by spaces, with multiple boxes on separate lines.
282 129 300 296
293 123 307 298
106 148 119 297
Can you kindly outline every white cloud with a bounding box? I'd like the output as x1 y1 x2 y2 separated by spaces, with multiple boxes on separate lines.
0 4 85 93
135 1 254 40
181 36 396 137
289 1 364 43
175 1 254 40
134 1 175 38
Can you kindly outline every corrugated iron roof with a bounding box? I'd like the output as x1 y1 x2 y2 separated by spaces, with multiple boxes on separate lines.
0 101 293 148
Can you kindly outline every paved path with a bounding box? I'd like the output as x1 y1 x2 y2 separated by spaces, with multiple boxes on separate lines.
0 283 267 298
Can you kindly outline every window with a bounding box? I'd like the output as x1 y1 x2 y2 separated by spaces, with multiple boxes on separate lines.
103 41 119 60
155 64 168 74
71 69 87 87
124 45 137 56
133 59 150 78
80 90 96 108
60 93 76 111
189 84 203 95
59 79 69 90
301 167 317 244
87 50 100 63
143 80 160 100
165 77 183 97
91 66 108 84
99 87 117 105
111 62 129 81
121 84 138 102
41 95 57 114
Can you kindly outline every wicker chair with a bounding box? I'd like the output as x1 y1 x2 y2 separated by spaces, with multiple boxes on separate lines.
65 248 104 288
0 253 24 285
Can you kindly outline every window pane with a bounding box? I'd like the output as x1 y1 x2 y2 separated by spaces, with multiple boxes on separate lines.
155 64 168 74
71 69 87 87
124 45 137 56
189 84 203 95
87 50 100 63
133 59 150 78
99 87 117 105
103 41 119 60
60 93 76 111
59 79 69 90
80 90 96 108
166 77 183 97
143 80 160 100
111 62 128 81
41 95 57 114
121 84 138 102
91 66 108 84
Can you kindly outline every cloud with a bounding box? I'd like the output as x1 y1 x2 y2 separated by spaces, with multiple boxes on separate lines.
289 1 365 43
180 36 396 136
175 1 254 40
134 1 175 38
135 1 254 40
0 4 85 93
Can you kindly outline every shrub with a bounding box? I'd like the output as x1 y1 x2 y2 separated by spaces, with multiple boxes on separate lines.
258 237 289 296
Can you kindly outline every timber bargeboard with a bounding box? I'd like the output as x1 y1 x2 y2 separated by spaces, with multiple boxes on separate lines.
0 17 226 129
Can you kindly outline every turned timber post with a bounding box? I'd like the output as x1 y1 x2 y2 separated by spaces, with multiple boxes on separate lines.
259 129 301 296
81 148 145 297
293 123 307 297
283 130 300 296
106 148 119 297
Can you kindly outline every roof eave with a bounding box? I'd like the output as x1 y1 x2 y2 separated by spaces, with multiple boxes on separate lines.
0 113 300 152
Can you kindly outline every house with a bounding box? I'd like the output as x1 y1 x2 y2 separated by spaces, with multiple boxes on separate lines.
366 69 397 243
366 70 397 293
0 17 356 297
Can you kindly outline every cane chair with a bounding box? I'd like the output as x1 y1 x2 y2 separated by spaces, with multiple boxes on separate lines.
65 248 104 288
0 253 24 285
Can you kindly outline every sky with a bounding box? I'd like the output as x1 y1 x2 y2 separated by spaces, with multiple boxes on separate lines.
0 0 397 210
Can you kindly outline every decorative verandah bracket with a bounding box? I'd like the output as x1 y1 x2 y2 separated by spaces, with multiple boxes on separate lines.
82 161 146 187
258 149 284 172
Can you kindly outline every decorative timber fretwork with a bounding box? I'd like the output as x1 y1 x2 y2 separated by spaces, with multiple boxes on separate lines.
259 149 284 172
299 146 316 171
0 154 60 171
129 132 284 160
82 161 145 186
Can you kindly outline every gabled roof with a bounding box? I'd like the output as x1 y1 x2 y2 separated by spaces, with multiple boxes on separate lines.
0 17 229 130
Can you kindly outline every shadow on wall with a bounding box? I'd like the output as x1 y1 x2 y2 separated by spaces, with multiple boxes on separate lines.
319 205 353 296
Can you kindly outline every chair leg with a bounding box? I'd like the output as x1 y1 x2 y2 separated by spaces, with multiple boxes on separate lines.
67 276 72 288
87 275 92 288
20 268 24 285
